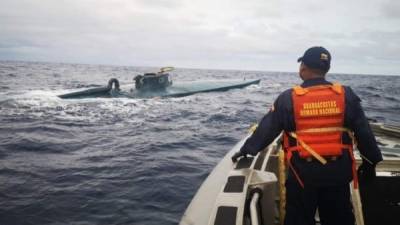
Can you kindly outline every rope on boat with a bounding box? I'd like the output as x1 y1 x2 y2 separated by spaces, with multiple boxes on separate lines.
159 66 174 73
351 182 365 225
278 149 286 225
248 124 258 133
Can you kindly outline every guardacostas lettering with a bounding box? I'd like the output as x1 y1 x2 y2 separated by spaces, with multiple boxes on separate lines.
300 100 341 117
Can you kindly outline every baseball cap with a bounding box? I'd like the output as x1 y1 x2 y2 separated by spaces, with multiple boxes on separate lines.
297 46 331 71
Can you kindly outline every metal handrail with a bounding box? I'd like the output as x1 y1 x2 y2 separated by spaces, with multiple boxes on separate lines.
250 192 261 225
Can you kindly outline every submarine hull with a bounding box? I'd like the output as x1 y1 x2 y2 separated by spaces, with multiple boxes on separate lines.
58 79 261 99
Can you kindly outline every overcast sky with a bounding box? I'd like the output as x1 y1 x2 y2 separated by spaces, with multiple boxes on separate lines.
0 0 399 75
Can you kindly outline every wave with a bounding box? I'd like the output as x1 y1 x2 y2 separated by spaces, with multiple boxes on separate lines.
0 61 399 225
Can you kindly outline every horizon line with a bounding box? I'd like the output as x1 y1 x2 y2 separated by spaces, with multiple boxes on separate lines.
1 59 399 77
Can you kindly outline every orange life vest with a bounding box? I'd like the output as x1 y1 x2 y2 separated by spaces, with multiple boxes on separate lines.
283 83 358 188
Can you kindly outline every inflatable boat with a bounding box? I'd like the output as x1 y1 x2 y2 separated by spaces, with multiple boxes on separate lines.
180 122 400 225
58 67 260 99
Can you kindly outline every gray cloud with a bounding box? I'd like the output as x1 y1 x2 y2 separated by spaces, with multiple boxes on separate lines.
381 0 400 19
0 0 399 75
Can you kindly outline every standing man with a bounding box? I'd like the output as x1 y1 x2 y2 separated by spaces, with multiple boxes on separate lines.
232 46 382 225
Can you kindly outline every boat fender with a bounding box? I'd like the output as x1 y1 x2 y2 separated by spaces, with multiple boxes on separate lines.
108 78 120 91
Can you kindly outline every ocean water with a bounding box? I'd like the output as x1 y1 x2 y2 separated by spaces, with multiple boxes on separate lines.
0 61 399 225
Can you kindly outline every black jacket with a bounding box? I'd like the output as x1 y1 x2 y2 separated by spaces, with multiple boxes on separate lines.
240 78 383 186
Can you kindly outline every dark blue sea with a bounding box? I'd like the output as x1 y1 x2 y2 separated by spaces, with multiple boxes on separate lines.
0 61 399 225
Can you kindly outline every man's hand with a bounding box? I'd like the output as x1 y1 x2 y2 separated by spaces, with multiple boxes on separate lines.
357 161 376 184
231 151 247 163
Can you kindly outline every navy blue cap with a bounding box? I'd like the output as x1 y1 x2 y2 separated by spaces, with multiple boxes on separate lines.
297 46 331 71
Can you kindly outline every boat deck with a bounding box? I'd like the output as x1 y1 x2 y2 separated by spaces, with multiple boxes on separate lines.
180 124 400 225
